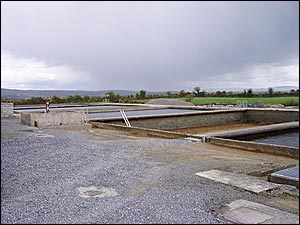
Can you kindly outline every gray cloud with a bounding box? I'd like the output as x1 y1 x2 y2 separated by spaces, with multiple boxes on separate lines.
1 1 299 91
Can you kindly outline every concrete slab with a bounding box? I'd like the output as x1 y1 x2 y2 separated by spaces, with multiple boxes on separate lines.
219 199 299 224
268 166 299 188
208 136 299 159
195 170 281 194
206 121 299 138
184 137 203 142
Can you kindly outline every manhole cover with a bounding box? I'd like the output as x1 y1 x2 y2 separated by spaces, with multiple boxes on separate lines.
78 186 118 198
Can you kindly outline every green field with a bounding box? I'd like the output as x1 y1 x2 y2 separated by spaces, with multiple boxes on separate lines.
85 96 299 107
140 96 299 107
181 97 299 106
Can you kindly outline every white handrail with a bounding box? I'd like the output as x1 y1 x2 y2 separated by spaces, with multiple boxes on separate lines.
120 110 131 127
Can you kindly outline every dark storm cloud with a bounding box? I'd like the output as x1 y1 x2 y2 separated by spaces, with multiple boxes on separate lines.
1 1 299 91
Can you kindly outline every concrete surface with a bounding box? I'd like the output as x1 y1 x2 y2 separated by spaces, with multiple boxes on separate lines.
268 166 299 188
219 199 299 224
98 109 246 130
92 121 299 158
91 122 189 139
195 170 281 194
1 103 14 117
204 121 299 138
246 108 299 123
93 108 299 131
21 111 85 127
208 137 299 159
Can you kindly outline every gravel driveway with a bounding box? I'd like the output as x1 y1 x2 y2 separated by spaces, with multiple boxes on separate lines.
1 118 298 224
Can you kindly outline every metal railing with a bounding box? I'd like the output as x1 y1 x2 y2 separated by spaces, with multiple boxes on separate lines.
236 100 248 108
120 110 131 127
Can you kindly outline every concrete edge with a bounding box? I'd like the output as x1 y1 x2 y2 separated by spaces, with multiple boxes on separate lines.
268 174 299 188
20 111 85 127
90 122 191 139
247 164 297 177
208 137 299 159
88 108 244 122
218 199 299 224
43 123 92 131
207 121 299 138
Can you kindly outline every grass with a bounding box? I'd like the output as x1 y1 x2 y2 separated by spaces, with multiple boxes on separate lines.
139 96 299 107
86 96 299 107
179 96 299 106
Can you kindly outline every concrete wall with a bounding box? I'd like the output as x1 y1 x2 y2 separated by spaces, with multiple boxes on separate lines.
92 122 189 139
21 111 85 127
207 121 299 139
104 110 246 130
268 172 299 188
246 109 299 123
1 103 14 117
208 137 299 159
100 109 299 131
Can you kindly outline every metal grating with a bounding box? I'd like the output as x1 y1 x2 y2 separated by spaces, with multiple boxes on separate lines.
271 166 299 181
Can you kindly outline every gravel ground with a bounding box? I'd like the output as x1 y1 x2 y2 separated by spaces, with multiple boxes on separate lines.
1 118 299 224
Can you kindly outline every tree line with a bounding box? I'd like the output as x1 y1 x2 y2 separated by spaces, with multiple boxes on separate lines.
2 87 299 105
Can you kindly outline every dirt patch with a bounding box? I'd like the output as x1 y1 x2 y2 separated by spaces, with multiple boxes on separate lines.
78 186 118 198
125 181 155 196
270 195 299 212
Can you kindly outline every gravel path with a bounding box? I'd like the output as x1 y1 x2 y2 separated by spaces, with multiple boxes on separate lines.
1 118 298 224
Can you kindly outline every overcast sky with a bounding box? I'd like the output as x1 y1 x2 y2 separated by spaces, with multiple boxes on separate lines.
1 1 299 91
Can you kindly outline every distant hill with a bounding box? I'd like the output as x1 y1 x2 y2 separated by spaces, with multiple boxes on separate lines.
270 86 299 92
1 86 298 100
0 88 166 100
204 86 299 93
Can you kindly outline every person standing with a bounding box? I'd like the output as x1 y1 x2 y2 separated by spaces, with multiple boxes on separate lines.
46 99 50 113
